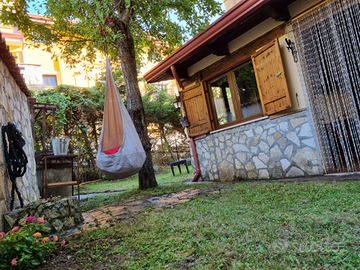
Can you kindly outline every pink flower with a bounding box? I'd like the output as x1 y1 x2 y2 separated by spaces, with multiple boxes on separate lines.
61 239 66 246
11 258 17 266
42 237 50 243
0 232 5 239
53 235 58 242
52 197 56 200
42 198 46 201
11 226 19 233
33 232 42 238
37 217 45 224
26 216 35 223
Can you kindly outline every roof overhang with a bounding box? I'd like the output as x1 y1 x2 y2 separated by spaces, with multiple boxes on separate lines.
144 0 295 84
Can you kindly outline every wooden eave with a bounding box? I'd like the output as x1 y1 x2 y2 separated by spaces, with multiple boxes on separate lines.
0 32 30 97
144 0 295 84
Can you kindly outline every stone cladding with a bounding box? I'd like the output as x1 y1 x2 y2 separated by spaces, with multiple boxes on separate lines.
0 58 39 231
3 197 83 233
195 110 324 181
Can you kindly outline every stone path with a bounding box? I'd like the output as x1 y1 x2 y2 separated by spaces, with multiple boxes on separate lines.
59 188 210 238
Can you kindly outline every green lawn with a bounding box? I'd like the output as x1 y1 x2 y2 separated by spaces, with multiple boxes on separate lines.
79 166 194 194
67 180 360 269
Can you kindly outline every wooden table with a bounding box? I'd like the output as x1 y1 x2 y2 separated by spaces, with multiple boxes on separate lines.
41 155 80 201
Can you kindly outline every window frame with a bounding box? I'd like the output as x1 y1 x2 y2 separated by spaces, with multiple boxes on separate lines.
43 75 57 87
206 60 263 130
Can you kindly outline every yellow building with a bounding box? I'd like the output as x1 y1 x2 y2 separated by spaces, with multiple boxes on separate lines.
0 14 105 90
1 13 178 97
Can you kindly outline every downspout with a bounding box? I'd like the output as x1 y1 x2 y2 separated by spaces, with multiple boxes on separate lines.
170 65 201 182
189 137 201 182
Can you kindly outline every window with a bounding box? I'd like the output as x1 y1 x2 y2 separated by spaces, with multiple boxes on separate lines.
210 75 236 125
43 75 57 87
233 63 263 118
182 39 292 137
209 62 263 128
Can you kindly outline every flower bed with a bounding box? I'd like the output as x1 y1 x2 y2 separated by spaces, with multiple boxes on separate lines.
0 215 65 269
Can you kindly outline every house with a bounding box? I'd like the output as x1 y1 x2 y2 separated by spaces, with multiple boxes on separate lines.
0 15 105 90
145 0 360 181
0 31 39 230
1 14 178 94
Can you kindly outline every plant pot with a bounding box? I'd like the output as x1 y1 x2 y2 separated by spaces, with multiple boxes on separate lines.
51 137 70 155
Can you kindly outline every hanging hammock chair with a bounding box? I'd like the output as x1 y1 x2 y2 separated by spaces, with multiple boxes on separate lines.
96 58 146 179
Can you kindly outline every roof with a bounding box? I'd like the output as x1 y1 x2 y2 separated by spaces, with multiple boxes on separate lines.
144 0 295 83
0 31 30 97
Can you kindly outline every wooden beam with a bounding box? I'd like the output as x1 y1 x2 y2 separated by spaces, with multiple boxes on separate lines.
205 43 230 56
263 4 291 21
200 23 286 82
170 66 184 90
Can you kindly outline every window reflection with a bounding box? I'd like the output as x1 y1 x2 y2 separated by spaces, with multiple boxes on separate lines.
210 75 236 125
233 63 262 118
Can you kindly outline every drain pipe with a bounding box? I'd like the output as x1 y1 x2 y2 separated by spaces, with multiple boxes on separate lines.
170 65 201 182
190 137 201 182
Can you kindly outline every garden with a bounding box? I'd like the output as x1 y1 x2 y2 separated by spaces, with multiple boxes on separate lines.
23 180 360 269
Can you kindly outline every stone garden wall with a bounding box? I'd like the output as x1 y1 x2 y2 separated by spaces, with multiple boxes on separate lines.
3 197 83 233
195 110 324 181
0 58 39 231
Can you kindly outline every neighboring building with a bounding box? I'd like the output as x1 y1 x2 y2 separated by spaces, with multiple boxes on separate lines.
145 0 360 181
0 31 39 231
0 14 104 90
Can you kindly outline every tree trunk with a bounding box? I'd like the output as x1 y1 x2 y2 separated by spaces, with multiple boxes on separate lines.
115 22 157 189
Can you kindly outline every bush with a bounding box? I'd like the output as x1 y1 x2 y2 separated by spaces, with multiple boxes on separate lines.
0 217 64 269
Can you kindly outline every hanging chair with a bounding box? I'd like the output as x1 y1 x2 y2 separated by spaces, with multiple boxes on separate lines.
96 58 146 179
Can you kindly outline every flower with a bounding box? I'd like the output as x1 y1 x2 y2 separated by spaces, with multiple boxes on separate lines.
26 216 35 223
35 240 39 243
11 226 19 233
61 239 66 246
53 235 58 242
33 232 42 238
100 29 106 36
0 232 5 239
37 217 45 224
52 197 56 200
11 258 17 266
42 237 50 243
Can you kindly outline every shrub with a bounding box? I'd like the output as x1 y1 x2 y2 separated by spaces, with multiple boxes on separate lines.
0 216 64 269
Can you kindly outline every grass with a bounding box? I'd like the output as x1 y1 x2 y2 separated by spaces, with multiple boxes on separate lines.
79 166 195 212
65 180 360 269
79 166 194 194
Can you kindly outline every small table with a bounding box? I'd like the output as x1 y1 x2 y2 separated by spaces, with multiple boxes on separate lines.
41 155 80 201
170 159 190 176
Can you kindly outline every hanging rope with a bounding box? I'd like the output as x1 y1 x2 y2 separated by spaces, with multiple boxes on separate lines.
1 122 28 210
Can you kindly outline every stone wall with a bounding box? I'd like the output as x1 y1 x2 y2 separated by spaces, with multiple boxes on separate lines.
195 110 324 181
0 58 39 231
3 197 83 233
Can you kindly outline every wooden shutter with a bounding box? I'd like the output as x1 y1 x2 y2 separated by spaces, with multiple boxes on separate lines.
181 82 211 137
252 39 292 115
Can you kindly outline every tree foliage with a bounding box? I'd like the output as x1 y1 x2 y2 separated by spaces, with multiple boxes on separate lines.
142 83 186 158
1 0 223 189
33 85 105 171
0 0 223 67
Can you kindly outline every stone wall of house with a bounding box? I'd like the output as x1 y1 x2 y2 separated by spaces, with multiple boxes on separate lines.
195 110 324 181
0 59 39 231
